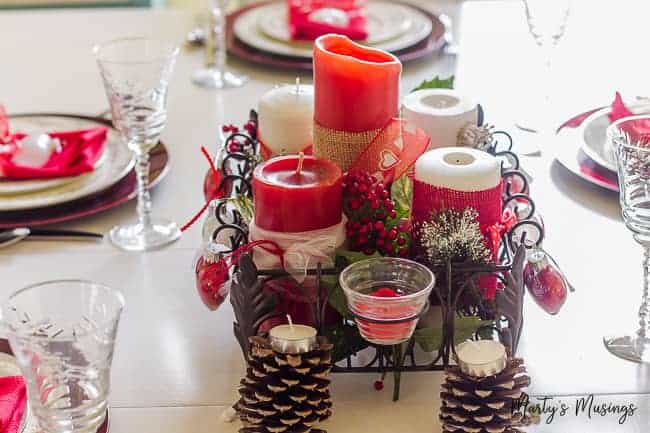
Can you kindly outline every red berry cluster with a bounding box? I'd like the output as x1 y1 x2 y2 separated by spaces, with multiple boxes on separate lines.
222 121 257 153
343 171 410 257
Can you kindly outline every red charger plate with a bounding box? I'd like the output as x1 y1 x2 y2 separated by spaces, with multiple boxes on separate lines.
555 110 618 192
0 114 169 229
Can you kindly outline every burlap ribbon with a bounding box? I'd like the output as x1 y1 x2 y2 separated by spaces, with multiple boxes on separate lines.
313 122 382 171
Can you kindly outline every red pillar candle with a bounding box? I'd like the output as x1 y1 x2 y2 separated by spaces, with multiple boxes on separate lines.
313 34 402 170
253 155 343 233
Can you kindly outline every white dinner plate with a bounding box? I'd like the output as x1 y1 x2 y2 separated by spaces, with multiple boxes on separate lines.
258 2 414 45
234 1 433 59
0 115 134 211
579 101 650 172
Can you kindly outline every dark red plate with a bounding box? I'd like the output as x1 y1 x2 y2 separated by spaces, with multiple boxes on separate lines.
0 338 109 433
226 1 446 70
0 114 169 229
555 110 618 192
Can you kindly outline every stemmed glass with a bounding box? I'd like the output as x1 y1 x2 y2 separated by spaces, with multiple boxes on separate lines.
192 0 248 89
94 37 181 251
604 115 650 363
517 0 571 138
1 280 125 433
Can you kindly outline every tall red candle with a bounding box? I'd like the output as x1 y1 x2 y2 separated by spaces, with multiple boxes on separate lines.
313 34 402 170
253 155 343 233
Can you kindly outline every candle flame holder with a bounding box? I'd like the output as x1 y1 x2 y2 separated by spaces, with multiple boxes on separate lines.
199 110 544 400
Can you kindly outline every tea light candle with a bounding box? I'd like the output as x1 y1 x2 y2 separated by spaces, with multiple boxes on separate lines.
269 320 318 354
252 153 342 233
258 79 314 157
402 89 478 149
455 340 507 377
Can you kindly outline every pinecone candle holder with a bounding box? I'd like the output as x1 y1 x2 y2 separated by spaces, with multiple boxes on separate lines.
440 341 531 433
237 336 333 433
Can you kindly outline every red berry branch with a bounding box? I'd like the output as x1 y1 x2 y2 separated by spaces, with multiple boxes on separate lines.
342 171 411 257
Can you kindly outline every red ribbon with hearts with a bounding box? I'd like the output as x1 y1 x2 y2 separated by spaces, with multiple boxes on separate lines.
348 118 430 183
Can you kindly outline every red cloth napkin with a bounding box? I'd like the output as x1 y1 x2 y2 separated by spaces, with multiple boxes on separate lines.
608 92 650 143
288 0 368 41
0 127 107 180
0 375 27 433
0 106 8 141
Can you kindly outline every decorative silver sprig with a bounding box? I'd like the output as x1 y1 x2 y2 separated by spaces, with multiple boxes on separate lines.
419 208 492 265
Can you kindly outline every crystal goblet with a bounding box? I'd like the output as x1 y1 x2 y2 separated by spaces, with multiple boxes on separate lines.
94 37 180 251
516 0 571 140
1 280 125 433
604 115 650 363
192 0 248 89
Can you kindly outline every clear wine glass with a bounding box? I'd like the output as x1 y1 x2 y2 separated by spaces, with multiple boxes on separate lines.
604 115 650 363
94 37 181 251
192 0 248 89
517 0 571 138
1 280 125 433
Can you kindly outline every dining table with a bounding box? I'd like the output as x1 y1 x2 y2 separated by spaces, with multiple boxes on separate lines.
1 0 650 432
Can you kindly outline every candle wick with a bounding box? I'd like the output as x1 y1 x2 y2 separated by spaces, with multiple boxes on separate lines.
286 314 294 330
296 151 305 176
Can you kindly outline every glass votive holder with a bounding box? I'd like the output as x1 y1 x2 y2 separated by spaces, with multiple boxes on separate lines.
339 257 435 345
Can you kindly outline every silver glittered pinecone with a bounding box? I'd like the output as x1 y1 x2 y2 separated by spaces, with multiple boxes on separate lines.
236 336 333 433
440 358 531 433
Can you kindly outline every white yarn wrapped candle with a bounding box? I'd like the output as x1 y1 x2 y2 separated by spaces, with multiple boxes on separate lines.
258 81 314 157
402 89 478 149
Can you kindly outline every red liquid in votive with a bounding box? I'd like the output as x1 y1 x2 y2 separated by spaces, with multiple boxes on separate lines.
355 284 420 343
253 155 343 233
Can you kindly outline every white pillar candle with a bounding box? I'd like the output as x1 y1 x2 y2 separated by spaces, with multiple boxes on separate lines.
414 147 500 191
269 323 317 354
455 340 507 377
258 80 314 157
402 89 478 149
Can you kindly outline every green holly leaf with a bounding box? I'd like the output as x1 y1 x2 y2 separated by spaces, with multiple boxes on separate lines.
412 316 493 352
323 323 370 363
321 274 352 320
335 249 382 266
412 75 455 93
390 175 413 220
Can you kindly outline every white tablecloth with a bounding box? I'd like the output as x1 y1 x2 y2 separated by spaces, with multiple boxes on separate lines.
0 1 649 431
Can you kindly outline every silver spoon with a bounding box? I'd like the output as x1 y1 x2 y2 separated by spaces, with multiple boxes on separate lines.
0 228 103 249
0 228 30 249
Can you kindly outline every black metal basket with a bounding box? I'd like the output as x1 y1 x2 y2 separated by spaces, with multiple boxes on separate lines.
205 111 540 383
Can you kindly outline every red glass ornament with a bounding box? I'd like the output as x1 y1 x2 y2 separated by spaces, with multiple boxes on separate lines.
195 254 230 311
523 251 568 315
